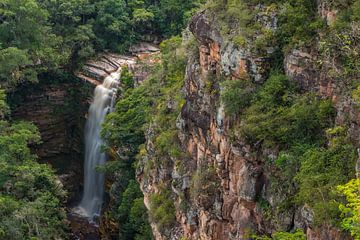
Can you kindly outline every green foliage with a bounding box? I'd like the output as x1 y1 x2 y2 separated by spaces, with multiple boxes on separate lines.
151 0 206 37
94 0 132 51
241 73 335 148
352 85 360 105
117 180 153 240
295 127 357 225
0 89 9 118
277 0 322 50
337 178 360 240
0 118 66 239
0 0 67 87
132 8 155 24
102 80 153 159
221 79 254 115
253 229 306 240
149 189 176 231
0 47 33 87
121 66 135 91
0 0 204 90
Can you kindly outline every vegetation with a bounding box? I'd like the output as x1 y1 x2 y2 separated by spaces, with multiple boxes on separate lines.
0 0 359 238
190 164 219 202
240 72 335 148
337 178 360 239
0 94 66 239
149 189 176 231
117 180 153 240
295 127 356 225
102 36 186 238
253 229 306 240
0 0 204 89
220 79 254 115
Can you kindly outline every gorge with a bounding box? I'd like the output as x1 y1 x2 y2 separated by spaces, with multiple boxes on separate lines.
0 0 359 240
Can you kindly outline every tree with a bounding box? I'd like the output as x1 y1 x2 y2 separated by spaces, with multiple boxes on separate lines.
0 0 66 86
94 0 132 51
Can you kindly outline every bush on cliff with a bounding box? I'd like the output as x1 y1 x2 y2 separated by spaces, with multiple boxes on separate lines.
240 72 335 148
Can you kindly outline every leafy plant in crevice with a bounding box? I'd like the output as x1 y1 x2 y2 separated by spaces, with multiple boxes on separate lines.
149 188 176 232
121 66 135 91
190 163 220 206
220 78 255 115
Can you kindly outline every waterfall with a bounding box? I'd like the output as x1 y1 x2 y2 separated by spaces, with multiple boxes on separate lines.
76 70 120 221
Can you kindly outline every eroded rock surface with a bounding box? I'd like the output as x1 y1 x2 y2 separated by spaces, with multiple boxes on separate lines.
12 83 89 201
76 43 160 86
137 8 357 240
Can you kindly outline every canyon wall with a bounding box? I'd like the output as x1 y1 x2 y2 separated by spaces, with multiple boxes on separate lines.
11 81 91 201
137 3 359 240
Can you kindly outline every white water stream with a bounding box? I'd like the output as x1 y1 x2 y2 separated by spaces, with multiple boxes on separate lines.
76 70 120 221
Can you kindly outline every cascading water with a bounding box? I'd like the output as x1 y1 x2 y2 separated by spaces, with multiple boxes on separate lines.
76 70 120 221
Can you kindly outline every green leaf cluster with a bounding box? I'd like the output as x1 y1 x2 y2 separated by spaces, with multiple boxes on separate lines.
337 178 360 240
0 119 66 239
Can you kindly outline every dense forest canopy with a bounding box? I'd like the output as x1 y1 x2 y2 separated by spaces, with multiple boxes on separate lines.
0 0 204 88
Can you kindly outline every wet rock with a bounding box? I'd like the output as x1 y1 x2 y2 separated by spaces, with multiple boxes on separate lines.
68 213 101 240
75 53 137 85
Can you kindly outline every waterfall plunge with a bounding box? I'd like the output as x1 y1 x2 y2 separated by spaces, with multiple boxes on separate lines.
76 71 120 221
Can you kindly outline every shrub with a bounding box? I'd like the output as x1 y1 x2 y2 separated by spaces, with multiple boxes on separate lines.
295 127 357 225
149 189 176 231
121 66 135 91
337 178 360 240
240 73 334 148
220 79 254 115
253 229 306 240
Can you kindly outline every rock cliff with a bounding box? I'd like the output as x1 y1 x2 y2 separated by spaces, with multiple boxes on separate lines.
137 3 359 240
11 81 90 201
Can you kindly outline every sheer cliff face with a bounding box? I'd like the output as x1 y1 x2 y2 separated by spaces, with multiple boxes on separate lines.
138 5 358 240
11 82 90 201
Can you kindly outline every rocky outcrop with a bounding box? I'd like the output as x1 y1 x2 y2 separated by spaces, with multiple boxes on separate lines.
76 43 160 86
137 10 276 240
189 10 273 83
75 53 137 85
170 12 270 240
